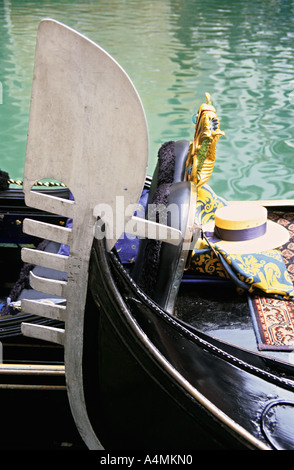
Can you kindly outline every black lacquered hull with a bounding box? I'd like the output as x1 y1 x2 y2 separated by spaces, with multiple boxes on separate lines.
82 238 294 450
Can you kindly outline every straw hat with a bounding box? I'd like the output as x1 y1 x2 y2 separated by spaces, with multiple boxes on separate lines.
202 203 289 254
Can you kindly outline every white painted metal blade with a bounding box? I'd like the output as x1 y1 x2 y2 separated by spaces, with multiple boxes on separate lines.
125 216 182 246
21 18 149 450
21 299 67 322
23 19 148 247
21 323 65 345
29 271 67 298
21 248 69 272
23 219 73 245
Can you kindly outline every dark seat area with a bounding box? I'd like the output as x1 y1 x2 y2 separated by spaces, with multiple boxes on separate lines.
131 139 197 314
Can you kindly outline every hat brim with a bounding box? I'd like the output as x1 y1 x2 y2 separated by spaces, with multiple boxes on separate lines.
202 219 289 254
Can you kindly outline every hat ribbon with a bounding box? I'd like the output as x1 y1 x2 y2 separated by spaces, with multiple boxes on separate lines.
214 222 267 242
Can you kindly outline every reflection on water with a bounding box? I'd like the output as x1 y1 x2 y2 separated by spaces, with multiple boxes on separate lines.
0 0 293 201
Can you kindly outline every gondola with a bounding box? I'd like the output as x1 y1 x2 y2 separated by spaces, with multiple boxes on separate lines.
0 184 88 449
0 183 67 383
11 19 294 450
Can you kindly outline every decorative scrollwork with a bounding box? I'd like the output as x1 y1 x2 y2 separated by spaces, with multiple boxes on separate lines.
186 92 225 188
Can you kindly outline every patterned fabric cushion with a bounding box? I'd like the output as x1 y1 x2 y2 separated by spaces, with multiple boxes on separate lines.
190 185 294 300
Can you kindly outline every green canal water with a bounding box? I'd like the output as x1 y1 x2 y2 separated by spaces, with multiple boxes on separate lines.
0 0 293 201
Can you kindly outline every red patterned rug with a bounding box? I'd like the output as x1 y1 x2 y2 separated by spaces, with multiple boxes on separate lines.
249 210 294 351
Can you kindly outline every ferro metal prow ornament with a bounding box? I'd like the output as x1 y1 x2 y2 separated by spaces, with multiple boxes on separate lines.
186 92 225 187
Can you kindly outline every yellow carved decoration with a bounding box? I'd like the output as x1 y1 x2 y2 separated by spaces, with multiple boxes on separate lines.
186 92 225 187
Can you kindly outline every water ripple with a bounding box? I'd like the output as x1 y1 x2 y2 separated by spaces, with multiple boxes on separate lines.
0 0 293 201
